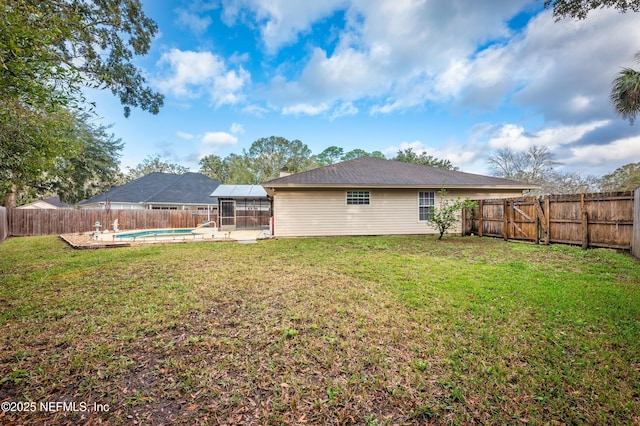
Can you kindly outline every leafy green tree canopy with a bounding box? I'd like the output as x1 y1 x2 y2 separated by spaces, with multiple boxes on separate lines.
0 0 163 116
1 102 78 207
199 154 229 183
247 136 316 183
543 0 640 20
600 162 640 191
393 148 458 170
316 146 345 165
45 116 124 204
126 155 189 181
611 53 640 124
341 149 385 161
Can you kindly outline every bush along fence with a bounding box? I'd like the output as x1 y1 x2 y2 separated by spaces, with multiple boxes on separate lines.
463 189 637 254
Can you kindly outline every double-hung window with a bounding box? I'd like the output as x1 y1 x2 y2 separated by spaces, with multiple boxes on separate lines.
418 191 435 221
346 190 370 205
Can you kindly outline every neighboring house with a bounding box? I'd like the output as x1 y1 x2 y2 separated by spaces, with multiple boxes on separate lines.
210 184 271 231
262 156 535 237
17 195 72 209
79 172 221 215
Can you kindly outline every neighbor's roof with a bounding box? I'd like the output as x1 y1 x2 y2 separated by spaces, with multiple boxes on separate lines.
211 184 268 198
79 172 221 205
263 156 534 189
17 195 72 209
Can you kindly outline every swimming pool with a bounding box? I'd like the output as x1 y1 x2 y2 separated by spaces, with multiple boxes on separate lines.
114 228 199 240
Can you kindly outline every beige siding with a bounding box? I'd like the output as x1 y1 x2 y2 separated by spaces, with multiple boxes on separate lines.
273 188 524 237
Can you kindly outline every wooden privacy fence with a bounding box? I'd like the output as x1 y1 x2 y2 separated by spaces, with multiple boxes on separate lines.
7 209 217 237
463 190 635 251
0 207 7 242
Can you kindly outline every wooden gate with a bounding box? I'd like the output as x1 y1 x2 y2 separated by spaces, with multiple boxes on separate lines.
504 198 541 242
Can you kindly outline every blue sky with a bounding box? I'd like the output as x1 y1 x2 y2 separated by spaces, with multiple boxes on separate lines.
88 0 640 177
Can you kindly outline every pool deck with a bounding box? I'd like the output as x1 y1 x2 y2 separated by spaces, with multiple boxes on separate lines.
60 228 270 249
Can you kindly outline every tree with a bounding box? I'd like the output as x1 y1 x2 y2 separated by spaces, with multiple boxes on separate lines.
43 116 123 204
224 153 255 184
247 136 316 183
0 0 163 116
49 119 123 204
317 146 344 165
538 171 600 195
610 54 640 124
426 189 477 240
543 0 640 20
125 155 189 181
393 148 458 170
0 103 78 207
487 145 559 182
199 154 229 183
341 149 385 161
600 162 640 191
1 0 163 205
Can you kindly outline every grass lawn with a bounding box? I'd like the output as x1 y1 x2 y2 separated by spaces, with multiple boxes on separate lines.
1 235 639 425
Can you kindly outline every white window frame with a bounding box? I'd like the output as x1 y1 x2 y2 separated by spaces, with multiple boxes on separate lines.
418 191 435 221
346 190 370 205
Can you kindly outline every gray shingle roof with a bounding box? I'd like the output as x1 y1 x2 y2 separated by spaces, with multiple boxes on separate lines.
79 172 221 205
263 156 533 188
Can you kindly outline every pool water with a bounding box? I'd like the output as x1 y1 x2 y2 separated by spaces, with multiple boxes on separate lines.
114 228 196 239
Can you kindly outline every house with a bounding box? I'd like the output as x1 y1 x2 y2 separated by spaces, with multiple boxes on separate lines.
210 185 271 231
262 156 535 237
79 172 221 217
17 195 72 209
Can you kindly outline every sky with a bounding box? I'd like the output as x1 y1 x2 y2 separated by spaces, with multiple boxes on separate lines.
87 0 640 177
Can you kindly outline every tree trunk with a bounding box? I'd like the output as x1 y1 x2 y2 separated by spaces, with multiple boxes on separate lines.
3 184 18 208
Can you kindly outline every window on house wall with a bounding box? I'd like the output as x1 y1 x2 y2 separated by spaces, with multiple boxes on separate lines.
418 191 435 220
346 190 370 205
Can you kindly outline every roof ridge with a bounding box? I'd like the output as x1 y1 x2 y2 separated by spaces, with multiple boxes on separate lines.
139 172 182 203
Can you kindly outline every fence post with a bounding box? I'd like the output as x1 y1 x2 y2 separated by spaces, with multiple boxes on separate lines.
544 197 551 245
503 199 509 241
633 188 640 258
478 200 483 237
581 211 589 249
580 194 589 249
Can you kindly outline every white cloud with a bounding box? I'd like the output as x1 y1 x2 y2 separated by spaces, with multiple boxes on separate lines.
330 102 358 119
482 121 610 151
221 0 348 52
201 131 238 148
230 123 245 134
567 135 640 167
256 0 532 110
176 9 212 34
155 49 250 106
282 103 329 116
176 131 195 140
458 8 640 119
